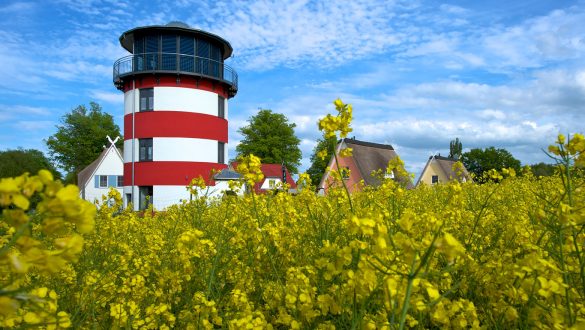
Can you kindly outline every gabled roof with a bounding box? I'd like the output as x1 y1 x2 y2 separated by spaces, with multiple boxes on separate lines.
230 162 297 194
77 145 123 188
416 155 471 185
342 138 413 189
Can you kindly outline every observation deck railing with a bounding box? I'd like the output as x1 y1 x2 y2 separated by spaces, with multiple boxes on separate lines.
113 52 238 94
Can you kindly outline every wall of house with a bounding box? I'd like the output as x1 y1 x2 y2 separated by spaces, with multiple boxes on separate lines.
419 161 450 185
81 147 124 203
260 177 282 190
323 154 362 194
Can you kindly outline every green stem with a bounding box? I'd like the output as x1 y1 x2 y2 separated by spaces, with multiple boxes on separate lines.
0 221 31 257
333 150 354 213
398 257 418 330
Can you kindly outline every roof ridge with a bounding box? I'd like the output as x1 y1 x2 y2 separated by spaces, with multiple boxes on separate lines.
342 138 394 150
431 155 458 161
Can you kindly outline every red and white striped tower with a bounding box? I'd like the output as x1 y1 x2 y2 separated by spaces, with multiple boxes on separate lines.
113 22 238 210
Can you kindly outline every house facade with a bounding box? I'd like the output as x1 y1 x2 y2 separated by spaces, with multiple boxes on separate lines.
230 162 297 194
77 138 124 203
416 155 471 186
318 138 413 195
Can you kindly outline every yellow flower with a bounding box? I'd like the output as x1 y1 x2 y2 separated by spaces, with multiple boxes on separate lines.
427 287 440 300
23 311 41 324
0 297 19 317
339 147 353 158
318 99 353 139
237 154 264 187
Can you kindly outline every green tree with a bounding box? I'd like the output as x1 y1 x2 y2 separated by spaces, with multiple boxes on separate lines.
0 149 61 180
461 146 521 180
530 162 556 177
46 102 122 184
236 109 302 174
449 137 462 159
306 137 336 186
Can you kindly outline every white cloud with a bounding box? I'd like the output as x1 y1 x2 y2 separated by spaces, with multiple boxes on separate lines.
15 120 54 130
482 7 585 69
0 104 51 119
90 90 124 104
193 0 413 70
0 2 34 13
439 4 468 15
478 109 506 120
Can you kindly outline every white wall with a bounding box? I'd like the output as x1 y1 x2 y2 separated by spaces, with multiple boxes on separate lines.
154 138 218 162
124 87 219 115
152 184 237 210
156 87 217 115
81 147 124 203
260 177 282 190
121 183 243 211
124 89 136 115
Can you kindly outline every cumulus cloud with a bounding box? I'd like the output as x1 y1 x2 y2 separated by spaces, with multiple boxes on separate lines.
90 90 124 104
193 0 413 70
481 7 585 69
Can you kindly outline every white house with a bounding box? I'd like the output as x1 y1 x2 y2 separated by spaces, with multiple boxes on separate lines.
77 136 124 203
416 155 472 186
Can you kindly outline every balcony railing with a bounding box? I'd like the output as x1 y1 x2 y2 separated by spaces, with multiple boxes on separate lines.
113 52 238 94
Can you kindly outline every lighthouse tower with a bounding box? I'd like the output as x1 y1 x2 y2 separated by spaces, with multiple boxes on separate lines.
113 22 238 210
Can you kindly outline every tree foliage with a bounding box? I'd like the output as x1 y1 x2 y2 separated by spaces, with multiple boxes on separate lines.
236 109 302 174
46 102 122 183
461 147 521 180
0 149 61 180
449 137 462 159
306 137 337 186
531 162 556 177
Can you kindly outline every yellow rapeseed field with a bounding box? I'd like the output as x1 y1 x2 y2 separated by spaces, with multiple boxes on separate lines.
1 100 584 329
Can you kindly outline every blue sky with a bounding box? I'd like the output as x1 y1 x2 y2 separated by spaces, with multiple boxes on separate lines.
1 0 584 177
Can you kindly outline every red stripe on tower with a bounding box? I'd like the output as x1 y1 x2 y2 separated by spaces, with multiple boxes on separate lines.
124 112 228 141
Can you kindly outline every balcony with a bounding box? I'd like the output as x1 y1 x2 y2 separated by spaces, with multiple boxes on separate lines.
113 52 238 96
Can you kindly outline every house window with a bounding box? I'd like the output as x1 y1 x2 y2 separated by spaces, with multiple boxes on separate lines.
218 96 225 118
139 138 153 161
341 166 350 180
218 142 225 164
432 175 439 184
139 186 153 210
117 176 124 187
99 175 108 188
269 179 276 189
139 88 154 111
384 171 394 179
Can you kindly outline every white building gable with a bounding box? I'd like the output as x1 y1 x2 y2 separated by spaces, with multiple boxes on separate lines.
78 138 124 203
